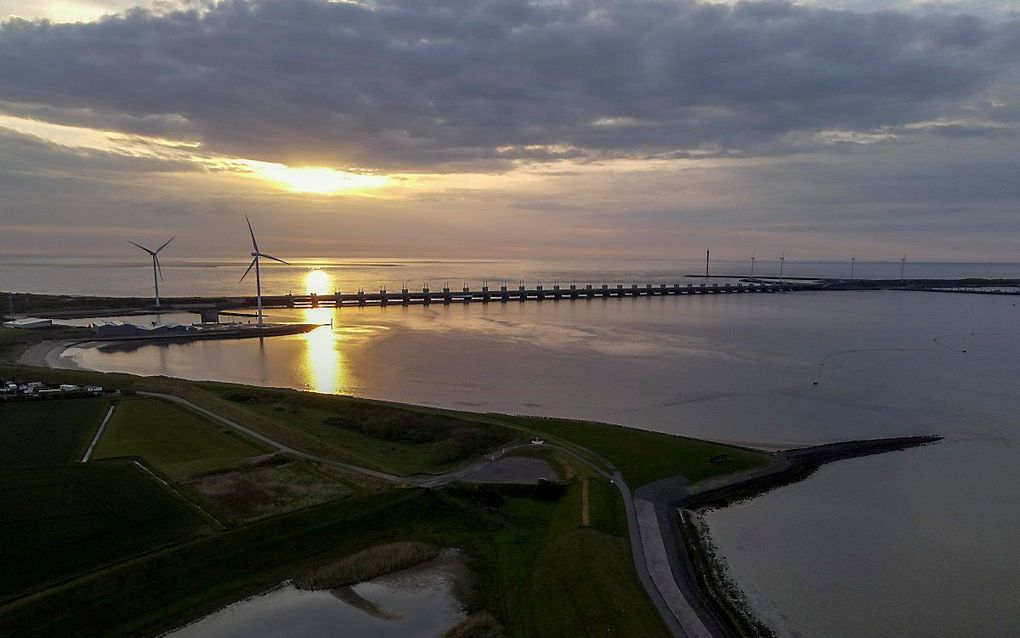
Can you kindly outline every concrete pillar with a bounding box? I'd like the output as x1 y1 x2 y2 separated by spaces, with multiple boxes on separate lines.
423 286 431 304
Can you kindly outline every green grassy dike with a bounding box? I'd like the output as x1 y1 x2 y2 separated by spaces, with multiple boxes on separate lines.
0 328 770 637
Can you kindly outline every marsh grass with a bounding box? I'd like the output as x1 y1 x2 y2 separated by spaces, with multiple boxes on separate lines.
443 611 505 638
293 542 441 590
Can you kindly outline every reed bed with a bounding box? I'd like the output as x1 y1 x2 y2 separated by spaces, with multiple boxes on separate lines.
442 611 505 638
294 542 441 590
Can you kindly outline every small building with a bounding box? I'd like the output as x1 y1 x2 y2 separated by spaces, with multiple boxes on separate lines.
85 385 104 395
59 384 79 392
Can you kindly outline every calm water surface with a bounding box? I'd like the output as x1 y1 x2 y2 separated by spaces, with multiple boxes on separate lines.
60 288 1020 638
164 551 468 638
5 255 1018 298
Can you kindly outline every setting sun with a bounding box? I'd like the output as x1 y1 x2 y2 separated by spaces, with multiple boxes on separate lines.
304 268 333 295
243 161 388 195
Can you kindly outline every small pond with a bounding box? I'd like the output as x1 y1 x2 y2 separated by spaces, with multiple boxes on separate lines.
163 550 469 638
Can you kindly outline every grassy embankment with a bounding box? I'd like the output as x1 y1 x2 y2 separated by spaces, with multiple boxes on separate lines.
501 414 772 487
202 384 520 474
1 328 772 636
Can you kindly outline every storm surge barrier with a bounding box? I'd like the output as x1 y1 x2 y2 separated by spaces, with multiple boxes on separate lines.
247 280 816 309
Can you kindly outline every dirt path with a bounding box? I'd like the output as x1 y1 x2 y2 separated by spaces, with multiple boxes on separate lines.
81 403 115 462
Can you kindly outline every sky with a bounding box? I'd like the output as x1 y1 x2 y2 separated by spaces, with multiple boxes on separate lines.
0 0 1016 261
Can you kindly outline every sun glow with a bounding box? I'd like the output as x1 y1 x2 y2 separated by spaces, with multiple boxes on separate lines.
304 269 333 296
243 161 389 195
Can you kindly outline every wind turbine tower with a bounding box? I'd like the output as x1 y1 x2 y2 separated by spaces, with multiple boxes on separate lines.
779 253 785 282
850 254 856 280
129 237 174 308
750 252 756 278
240 216 290 326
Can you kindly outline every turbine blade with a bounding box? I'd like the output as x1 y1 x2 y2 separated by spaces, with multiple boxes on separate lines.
258 253 290 265
155 236 175 253
155 255 164 281
129 240 154 255
240 257 257 282
245 215 259 253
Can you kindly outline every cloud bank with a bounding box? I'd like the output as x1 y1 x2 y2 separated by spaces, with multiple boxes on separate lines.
1 0 1016 171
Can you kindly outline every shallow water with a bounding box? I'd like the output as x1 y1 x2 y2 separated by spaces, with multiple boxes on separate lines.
163 551 468 638
61 289 1020 637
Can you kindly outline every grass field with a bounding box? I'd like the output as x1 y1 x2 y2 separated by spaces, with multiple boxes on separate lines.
0 360 763 637
0 483 668 638
0 459 208 602
500 415 772 487
92 398 270 481
0 399 109 467
203 385 519 475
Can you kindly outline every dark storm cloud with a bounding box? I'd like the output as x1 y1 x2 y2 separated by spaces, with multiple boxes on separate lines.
0 0 1017 169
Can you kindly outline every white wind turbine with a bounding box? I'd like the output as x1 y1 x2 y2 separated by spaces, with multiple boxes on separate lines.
239 215 289 326
129 237 174 308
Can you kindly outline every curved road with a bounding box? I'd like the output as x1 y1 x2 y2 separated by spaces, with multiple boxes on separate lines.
137 391 702 638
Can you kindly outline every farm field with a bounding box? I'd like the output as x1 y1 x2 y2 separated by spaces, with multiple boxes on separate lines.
0 459 208 601
0 399 109 467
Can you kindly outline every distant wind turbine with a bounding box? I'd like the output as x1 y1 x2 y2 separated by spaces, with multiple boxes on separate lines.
129 237 174 308
239 215 289 326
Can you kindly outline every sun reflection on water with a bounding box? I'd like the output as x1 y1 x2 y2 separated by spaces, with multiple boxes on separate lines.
301 268 345 393
301 308 345 394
